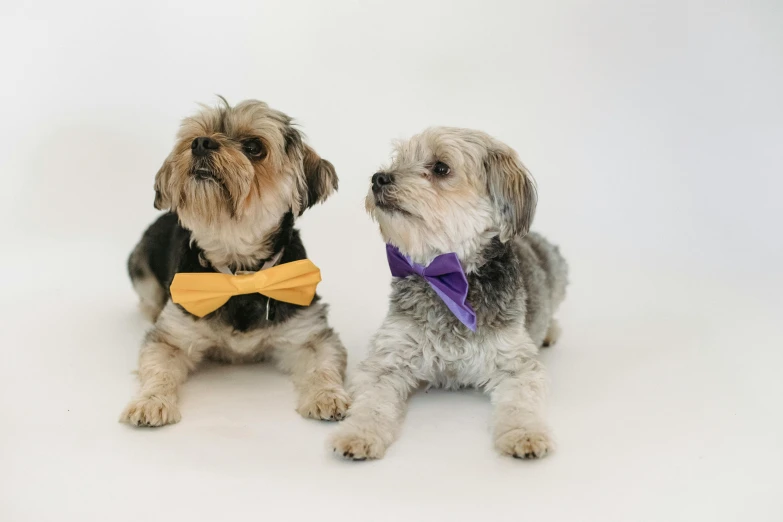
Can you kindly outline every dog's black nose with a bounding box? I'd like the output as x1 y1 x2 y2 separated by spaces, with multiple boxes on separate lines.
191 137 220 157
372 172 393 192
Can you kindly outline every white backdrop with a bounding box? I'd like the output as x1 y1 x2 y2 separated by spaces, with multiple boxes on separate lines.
1 1 781 521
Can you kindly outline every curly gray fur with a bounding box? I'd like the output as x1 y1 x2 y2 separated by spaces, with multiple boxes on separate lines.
332 127 568 461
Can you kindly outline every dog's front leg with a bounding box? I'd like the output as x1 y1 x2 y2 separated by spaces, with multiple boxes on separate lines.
274 325 350 421
119 337 195 427
329 356 417 460
330 324 420 460
487 354 553 459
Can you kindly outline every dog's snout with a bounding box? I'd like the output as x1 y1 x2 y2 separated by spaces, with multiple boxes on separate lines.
191 136 220 157
372 172 393 192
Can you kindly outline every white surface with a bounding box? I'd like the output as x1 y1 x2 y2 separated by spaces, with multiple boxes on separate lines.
2 1 782 521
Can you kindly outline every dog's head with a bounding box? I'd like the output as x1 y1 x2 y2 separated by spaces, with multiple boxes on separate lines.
154 98 337 231
366 127 537 262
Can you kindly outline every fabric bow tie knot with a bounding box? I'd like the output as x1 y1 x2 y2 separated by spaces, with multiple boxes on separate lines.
386 244 477 331
170 259 321 318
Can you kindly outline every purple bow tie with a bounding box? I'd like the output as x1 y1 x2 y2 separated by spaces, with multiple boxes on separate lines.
386 244 477 331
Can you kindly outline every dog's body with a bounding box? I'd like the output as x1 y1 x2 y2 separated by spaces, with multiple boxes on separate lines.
384 233 566 385
331 127 567 460
121 99 349 427
129 211 312 333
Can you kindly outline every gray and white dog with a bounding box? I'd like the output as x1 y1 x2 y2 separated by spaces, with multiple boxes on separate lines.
331 127 568 460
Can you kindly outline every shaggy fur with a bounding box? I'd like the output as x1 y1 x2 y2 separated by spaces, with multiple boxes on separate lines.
120 99 349 427
331 127 568 460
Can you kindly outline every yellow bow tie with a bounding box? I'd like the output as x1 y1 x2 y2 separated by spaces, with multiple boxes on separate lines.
169 259 321 318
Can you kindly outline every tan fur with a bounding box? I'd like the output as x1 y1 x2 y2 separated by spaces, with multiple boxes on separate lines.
485 146 537 241
152 99 336 269
122 99 347 427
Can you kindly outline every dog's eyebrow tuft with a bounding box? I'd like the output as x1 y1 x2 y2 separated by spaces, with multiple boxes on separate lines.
216 109 228 134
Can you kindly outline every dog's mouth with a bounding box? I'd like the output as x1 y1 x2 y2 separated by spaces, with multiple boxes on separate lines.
190 163 222 184
374 193 415 218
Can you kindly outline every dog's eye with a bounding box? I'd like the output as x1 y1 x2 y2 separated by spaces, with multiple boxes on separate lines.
242 139 265 158
431 161 450 177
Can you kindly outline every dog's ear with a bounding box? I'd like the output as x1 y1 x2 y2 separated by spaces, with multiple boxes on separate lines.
284 127 338 215
301 145 337 211
153 153 174 210
484 146 537 241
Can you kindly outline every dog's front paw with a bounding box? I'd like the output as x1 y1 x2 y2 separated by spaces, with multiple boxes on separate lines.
296 386 351 421
120 395 181 427
495 427 553 459
330 427 387 461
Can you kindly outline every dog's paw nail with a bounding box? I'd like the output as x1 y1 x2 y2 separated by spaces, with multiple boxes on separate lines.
120 396 181 427
297 388 351 421
331 430 386 460
496 427 553 459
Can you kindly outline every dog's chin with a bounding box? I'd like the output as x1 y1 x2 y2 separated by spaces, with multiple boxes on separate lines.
371 200 423 253
170 169 238 224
